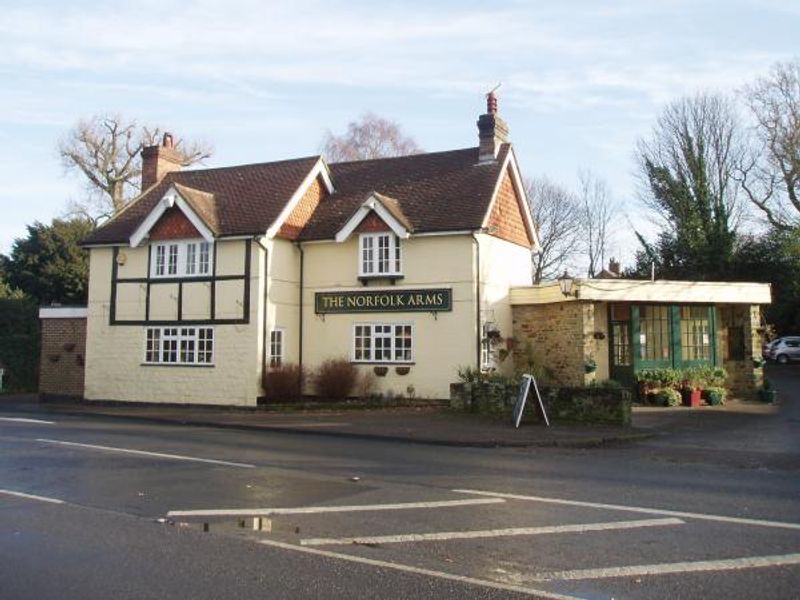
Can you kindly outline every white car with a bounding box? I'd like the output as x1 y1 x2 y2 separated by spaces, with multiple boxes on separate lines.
768 337 800 364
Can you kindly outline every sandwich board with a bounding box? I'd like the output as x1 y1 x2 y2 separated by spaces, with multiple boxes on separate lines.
512 373 549 428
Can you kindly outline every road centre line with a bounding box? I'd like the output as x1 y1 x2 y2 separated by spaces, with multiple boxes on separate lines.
454 489 800 531
36 438 255 469
531 553 800 581
258 538 580 600
0 489 64 504
0 417 55 425
301 517 684 546
167 498 504 518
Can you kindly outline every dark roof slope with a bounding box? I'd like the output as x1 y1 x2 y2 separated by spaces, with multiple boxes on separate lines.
84 145 509 245
84 156 320 244
299 145 508 240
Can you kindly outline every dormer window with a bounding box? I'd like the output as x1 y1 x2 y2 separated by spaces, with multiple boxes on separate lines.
359 233 401 277
151 240 213 278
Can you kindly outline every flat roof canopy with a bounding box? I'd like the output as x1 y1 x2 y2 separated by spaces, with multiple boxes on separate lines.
510 279 771 306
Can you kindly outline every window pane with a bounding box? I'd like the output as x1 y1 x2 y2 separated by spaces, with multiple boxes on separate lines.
186 243 196 275
199 242 210 274
168 245 178 275
270 330 283 368
640 305 670 361
155 246 165 276
612 322 631 366
680 306 710 361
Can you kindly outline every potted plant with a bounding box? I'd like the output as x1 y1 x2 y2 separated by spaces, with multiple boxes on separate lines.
705 386 726 406
758 379 778 403
584 357 597 374
680 367 702 408
655 388 681 407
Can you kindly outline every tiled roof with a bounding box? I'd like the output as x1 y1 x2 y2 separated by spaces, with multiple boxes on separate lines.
300 146 508 240
84 156 320 244
84 145 509 245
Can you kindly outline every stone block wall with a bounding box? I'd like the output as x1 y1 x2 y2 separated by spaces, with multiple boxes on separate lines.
39 316 86 398
512 301 595 386
719 304 763 399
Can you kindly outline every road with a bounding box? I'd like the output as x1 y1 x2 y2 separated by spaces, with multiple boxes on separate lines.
0 367 798 599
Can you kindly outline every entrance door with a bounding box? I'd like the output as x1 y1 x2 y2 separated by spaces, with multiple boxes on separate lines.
608 303 634 386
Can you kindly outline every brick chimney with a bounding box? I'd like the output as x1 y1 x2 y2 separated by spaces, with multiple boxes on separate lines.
141 132 183 191
608 258 621 276
477 90 510 163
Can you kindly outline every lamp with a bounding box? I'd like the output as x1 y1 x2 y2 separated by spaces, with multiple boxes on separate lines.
558 270 577 298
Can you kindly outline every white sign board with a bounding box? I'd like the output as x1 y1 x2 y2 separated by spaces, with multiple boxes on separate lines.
512 374 549 428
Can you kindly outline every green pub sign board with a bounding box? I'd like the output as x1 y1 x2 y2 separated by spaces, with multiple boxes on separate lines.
315 288 452 314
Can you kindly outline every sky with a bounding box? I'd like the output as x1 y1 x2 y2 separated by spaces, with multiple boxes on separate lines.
1 0 798 267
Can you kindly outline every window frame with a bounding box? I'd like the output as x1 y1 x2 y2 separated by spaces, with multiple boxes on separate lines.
143 326 215 366
269 328 285 368
351 322 414 364
358 233 402 277
150 238 214 279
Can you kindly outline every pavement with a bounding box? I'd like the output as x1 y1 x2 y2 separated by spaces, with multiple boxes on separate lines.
0 371 785 448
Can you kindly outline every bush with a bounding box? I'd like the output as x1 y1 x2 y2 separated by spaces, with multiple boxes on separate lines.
262 363 305 402
655 388 681 407
313 358 359 401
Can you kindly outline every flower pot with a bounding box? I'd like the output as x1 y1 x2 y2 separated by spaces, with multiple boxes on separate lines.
758 389 778 403
681 387 701 407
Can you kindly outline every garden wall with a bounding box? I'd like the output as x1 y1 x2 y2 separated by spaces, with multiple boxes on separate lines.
39 308 87 399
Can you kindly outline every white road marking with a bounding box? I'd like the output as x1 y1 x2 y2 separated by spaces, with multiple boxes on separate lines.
300 517 684 546
36 438 255 469
532 553 800 581
454 489 800 531
167 498 504 518
258 538 581 600
0 417 55 425
0 489 64 504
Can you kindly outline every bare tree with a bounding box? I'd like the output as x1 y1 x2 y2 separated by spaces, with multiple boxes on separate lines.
321 112 421 162
59 114 212 223
577 170 617 278
740 60 800 231
526 177 582 282
637 93 745 232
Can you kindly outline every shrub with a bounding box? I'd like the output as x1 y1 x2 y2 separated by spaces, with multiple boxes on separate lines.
313 358 359 401
262 363 305 402
655 388 681 407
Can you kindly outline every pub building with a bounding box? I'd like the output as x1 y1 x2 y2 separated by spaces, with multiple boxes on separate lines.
52 95 767 406
77 94 538 404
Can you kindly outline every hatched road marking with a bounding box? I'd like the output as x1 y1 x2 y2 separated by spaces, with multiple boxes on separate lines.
300 517 685 546
36 438 255 469
258 538 581 599
0 489 64 504
532 553 800 581
454 489 800 531
0 417 55 425
167 497 505 518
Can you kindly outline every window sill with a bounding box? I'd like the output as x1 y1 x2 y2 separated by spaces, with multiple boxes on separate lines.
358 274 404 285
140 363 215 368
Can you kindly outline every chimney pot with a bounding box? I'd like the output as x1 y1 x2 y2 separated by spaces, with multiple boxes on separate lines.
141 131 183 191
477 90 509 163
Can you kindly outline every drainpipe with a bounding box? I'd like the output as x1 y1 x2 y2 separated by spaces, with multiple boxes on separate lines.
256 237 269 393
472 231 482 370
295 241 305 386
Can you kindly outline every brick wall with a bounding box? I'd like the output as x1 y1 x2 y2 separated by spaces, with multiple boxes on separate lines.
279 176 327 239
512 301 594 387
149 206 201 240
39 317 86 398
487 167 532 248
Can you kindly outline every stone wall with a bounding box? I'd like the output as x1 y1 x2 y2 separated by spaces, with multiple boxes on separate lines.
450 382 631 426
39 316 86 398
512 301 595 386
719 304 763 399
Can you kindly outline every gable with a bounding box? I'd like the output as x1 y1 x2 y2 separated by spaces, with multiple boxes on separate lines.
278 175 328 240
486 166 533 248
149 206 202 240
354 211 392 234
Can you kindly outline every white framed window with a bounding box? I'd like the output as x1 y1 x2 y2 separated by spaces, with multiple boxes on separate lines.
144 327 214 365
359 233 401 276
150 239 213 278
352 323 413 363
269 328 284 368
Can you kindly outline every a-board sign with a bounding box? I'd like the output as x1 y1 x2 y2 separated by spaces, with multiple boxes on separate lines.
512 374 550 428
